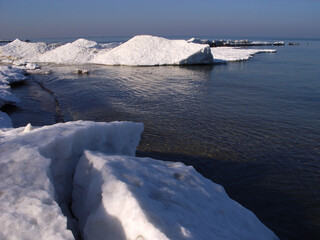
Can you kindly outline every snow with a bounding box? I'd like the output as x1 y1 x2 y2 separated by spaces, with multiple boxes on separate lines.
0 66 27 109
0 39 52 62
0 36 278 66
91 35 214 66
74 151 278 240
37 39 99 64
0 118 278 240
0 121 143 240
211 47 276 62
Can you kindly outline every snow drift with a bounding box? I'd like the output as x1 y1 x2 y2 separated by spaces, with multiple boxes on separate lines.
0 120 278 240
37 39 99 64
90 35 214 66
0 39 52 61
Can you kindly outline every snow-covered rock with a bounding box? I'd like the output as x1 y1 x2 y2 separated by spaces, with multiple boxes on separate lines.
0 39 51 61
73 151 279 240
91 35 214 66
0 121 143 240
211 47 276 62
37 39 99 64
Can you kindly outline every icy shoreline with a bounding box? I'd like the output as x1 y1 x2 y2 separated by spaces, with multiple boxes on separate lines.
0 121 278 240
0 35 276 66
0 35 280 239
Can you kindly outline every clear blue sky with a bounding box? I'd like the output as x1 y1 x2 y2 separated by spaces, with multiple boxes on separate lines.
1 0 319 39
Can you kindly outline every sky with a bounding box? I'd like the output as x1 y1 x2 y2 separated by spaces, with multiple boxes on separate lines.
1 0 320 40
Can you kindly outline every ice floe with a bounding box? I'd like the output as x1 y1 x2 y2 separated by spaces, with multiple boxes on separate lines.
211 47 276 62
91 35 214 66
0 119 278 240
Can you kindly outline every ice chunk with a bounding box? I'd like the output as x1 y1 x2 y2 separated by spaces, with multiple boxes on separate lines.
73 151 279 240
211 47 276 62
0 121 143 239
91 35 214 66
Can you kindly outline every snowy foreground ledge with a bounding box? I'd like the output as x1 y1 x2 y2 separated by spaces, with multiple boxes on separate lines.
0 121 278 240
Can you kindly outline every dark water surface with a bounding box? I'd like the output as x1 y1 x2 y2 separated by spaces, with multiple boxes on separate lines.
9 42 320 239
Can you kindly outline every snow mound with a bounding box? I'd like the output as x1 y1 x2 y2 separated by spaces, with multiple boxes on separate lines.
0 66 27 110
73 151 278 240
37 39 99 64
211 47 277 62
0 121 143 240
91 35 214 66
0 39 51 61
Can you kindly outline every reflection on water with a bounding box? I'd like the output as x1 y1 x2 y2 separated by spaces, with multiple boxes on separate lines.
9 42 320 240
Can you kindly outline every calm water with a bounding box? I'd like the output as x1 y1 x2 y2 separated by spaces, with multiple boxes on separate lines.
7 41 320 239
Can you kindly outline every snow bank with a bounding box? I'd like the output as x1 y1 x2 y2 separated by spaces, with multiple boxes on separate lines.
0 121 143 240
0 119 278 239
37 39 99 64
0 39 51 61
91 35 213 66
73 151 278 240
211 47 276 62
0 66 27 113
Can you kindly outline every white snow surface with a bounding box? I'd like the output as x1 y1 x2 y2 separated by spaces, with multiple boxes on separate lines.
211 47 276 62
0 119 278 240
37 39 99 64
90 35 214 66
0 66 27 109
0 36 277 66
0 39 52 61
74 151 278 240
0 121 143 240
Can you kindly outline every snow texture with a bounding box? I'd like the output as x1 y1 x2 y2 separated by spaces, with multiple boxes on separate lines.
91 35 213 66
211 47 276 62
0 39 52 61
0 121 143 240
73 151 278 240
0 120 278 239
37 39 99 64
0 66 28 128
0 36 277 66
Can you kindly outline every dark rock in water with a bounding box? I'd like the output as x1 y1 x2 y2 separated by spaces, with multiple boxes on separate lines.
288 42 300 46
73 69 89 75
0 40 12 43
189 37 285 47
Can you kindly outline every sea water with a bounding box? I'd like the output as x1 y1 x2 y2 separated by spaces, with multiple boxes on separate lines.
7 39 320 240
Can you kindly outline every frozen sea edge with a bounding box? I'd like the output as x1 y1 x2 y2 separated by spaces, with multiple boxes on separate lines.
0 35 279 239
0 121 279 240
